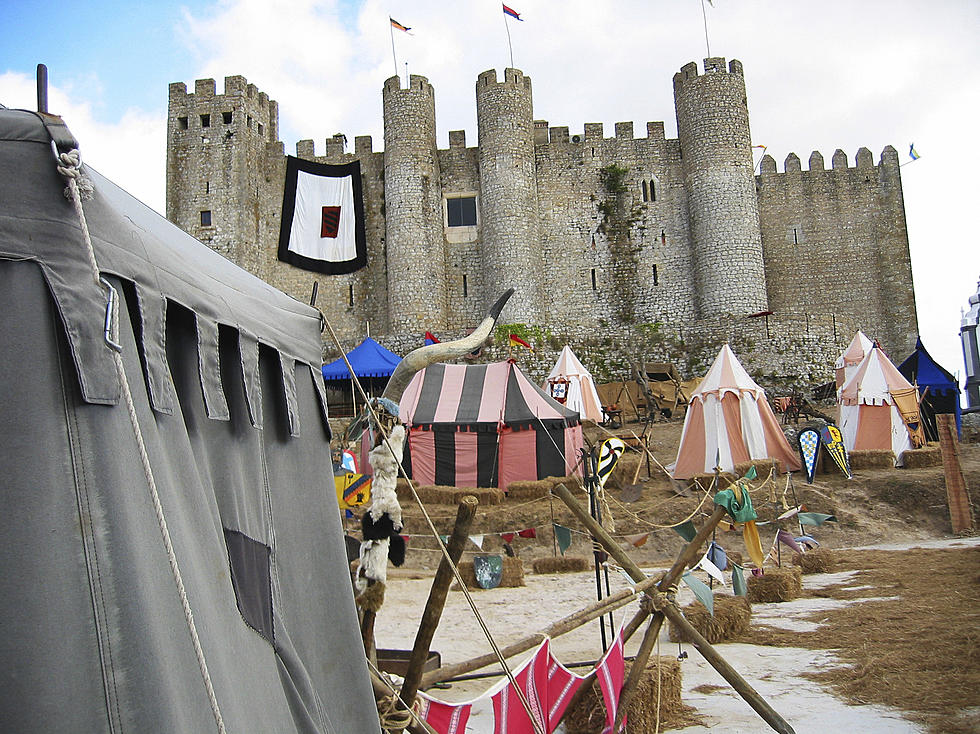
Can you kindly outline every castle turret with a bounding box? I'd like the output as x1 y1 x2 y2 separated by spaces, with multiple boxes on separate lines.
674 58 768 317
167 76 279 274
382 75 448 332
962 278 980 409
476 68 541 322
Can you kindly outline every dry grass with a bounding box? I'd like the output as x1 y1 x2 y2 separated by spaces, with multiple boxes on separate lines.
791 548 837 574
901 445 942 469
532 555 591 574
746 566 802 603
563 657 699 733
848 449 896 470
452 556 525 590
668 595 752 644
737 545 980 734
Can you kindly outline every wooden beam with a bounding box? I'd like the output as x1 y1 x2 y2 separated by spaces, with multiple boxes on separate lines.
937 413 975 534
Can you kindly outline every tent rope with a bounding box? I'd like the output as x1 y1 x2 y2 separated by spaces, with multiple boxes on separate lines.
56 148 227 734
321 318 545 734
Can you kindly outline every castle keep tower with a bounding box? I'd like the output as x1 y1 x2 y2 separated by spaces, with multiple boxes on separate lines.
167 76 279 275
382 75 448 332
673 58 768 317
476 68 542 322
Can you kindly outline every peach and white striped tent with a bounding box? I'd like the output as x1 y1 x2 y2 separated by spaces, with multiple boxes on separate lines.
544 346 604 423
839 345 923 465
671 345 801 479
835 330 874 395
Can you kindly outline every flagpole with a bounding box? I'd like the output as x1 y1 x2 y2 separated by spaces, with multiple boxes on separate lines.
504 14 515 68
701 0 711 57
389 22 399 81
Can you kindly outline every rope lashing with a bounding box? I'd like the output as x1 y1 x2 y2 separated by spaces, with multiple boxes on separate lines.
55 147 226 734
377 695 414 731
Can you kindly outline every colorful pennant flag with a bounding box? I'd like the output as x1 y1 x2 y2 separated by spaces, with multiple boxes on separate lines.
697 554 727 586
502 4 523 21
707 541 728 571
508 333 533 351
470 534 485 550
909 143 920 161
672 520 697 542
424 331 440 345
776 529 803 554
500 532 516 543
390 17 412 33
743 465 757 481
626 532 650 548
518 527 537 539
798 512 837 527
554 524 571 555
682 572 714 616
732 564 747 596
277 157 367 274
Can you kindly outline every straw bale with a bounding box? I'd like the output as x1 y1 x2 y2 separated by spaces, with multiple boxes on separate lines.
412 485 504 506
792 548 837 574
726 550 743 567
453 557 525 590
847 449 895 470
900 445 942 469
532 555 591 574
747 566 802 603
395 477 419 500
564 657 684 734
733 459 783 478
668 595 752 644
506 479 553 500
609 453 644 488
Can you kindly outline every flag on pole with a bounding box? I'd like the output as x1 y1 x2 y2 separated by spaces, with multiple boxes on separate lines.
424 331 440 345
390 17 412 33
509 334 533 351
909 143 921 161
502 4 523 20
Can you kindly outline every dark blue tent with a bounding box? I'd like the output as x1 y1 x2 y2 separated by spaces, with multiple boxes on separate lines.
898 338 962 438
321 337 401 380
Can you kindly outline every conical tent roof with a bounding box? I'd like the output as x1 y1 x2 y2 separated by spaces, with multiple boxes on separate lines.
835 330 874 390
321 336 401 379
840 347 915 405
671 345 801 479
545 346 604 422
898 337 962 436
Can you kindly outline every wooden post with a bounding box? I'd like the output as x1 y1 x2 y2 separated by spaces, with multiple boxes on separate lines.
399 496 479 711
552 483 795 734
937 413 975 534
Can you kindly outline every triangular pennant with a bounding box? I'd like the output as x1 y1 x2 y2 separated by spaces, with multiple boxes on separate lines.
795 535 819 549
697 554 727 586
682 571 714 615
777 506 801 520
626 532 650 548
707 541 728 571
732 564 747 596
518 527 537 539
798 512 837 526
797 428 821 483
500 532 516 544
742 520 765 568
470 534 485 550
553 524 571 555
439 534 449 545
776 529 803 554
672 520 697 542
743 465 758 481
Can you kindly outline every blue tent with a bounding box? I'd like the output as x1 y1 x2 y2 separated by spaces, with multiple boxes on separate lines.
321 337 401 380
898 338 961 438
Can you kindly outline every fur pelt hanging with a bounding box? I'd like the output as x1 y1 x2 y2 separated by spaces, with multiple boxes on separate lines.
355 425 406 597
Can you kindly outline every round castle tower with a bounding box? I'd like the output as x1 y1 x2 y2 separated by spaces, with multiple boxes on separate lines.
382 74 448 332
673 58 768 317
476 68 541 323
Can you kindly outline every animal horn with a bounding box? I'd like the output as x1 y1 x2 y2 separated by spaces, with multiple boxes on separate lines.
382 288 514 403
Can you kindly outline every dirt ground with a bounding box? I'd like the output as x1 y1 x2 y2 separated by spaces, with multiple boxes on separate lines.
367 417 980 733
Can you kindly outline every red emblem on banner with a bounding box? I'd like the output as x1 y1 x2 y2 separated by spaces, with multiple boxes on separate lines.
320 205 341 238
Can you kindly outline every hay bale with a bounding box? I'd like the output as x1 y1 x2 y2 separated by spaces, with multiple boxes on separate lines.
505 479 553 500
453 557 525 590
668 595 752 644
733 459 783 478
532 555 591 574
848 449 895 470
564 657 684 734
395 477 419 499
726 550 743 567
609 453 644 487
900 445 942 469
747 566 802 603
791 548 837 574
413 485 504 506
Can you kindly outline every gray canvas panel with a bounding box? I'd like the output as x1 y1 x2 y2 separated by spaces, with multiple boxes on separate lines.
239 329 264 429
136 283 176 414
411 361 447 425
308 363 330 436
280 353 301 437
197 314 231 421
456 363 489 423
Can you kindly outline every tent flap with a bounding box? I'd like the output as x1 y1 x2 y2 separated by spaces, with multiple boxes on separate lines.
135 282 177 415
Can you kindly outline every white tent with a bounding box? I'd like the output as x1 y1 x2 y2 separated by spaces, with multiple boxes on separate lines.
835 330 874 395
839 346 923 466
671 345 801 479
544 346 605 423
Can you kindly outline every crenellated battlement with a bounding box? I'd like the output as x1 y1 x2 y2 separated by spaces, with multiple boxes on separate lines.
168 75 279 142
672 57 744 93
759 147 902 175
477 67 532 92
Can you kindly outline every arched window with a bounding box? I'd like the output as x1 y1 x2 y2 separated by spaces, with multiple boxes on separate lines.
641 180 648 202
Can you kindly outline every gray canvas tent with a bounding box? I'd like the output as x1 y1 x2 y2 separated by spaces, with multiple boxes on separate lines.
0 108 381 733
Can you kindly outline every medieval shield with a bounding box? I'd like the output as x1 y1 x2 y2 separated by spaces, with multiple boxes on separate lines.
820 424 852 478
335 472 372 509
473 554 503 589
797 428 821 484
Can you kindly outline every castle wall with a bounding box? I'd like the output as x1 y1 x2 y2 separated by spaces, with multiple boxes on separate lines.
757 145 918 357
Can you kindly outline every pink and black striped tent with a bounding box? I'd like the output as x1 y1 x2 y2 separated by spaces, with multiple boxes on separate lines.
398 361 584 489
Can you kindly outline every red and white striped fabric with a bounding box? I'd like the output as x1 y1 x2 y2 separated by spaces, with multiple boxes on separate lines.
595 627 627 734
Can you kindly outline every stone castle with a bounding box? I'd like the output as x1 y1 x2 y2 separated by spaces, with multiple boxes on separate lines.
165 57 918 384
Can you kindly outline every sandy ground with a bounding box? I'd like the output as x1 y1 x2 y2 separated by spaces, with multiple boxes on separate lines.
376 536 980 732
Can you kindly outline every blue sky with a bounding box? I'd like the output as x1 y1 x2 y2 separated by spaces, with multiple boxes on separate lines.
2 0 978 389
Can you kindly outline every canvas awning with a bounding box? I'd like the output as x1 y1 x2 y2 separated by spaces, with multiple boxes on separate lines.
322 336 401 379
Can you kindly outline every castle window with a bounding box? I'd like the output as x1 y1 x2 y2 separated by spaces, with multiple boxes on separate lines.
649 179 656 201
247 115 253 128
178 116 188 130
348 284 354 307
257 122 264 137
641 181 648 202
200 210 212 227
463 274 468 297
222 111 232 124
652 264 659 286
205 181 210 194
200 114 210 128
447 196 477 227
591 268 597 290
